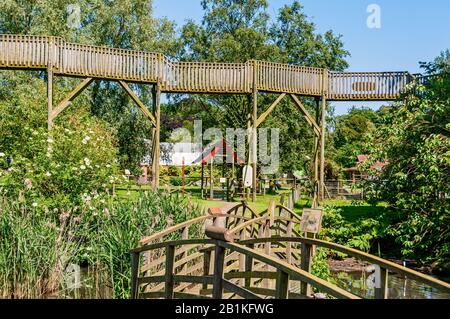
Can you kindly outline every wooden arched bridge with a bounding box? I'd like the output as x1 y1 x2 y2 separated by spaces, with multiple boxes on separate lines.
0 34 427 203
130 202 450 299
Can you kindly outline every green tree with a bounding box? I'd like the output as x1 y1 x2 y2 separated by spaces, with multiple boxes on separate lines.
332 107 378 168
0 0 181 173
364 51 450 262
178 0 349 176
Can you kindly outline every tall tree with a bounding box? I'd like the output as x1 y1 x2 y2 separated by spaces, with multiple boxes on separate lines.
0 0 181 172
365 51 450 262
178 0 349 175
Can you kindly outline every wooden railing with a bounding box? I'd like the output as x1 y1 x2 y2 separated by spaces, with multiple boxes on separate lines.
131 201 450 300
0 34 419 100
328 71 413 100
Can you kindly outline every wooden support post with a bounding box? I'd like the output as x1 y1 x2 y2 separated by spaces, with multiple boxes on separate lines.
202 250 212 291
312 99 320 208
252 62 258 203
245 243 254 288
130 251 140 299
275 270 289 299
375 268 389 299
201 163 205 199
300 242 313 296
212 243 226 299
264 220 272 289
286 221 293 265
320 94 327 201
47 39 53 131
238 231 246 287
210 158 214 200
180 227 189 273
164 245 175 299
152 83 161 190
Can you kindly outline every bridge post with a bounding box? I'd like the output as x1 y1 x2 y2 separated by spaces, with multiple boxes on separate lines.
212 242 226 299
152 83 161 190
164 244 175 299
374 267 389 299
245 243 254 288
320 69 328 201
251 60 258 202
47 38 54 131
312 99 320 208
300 242 313 297
202 249 212 292
130 250 140 299
275 269 289 299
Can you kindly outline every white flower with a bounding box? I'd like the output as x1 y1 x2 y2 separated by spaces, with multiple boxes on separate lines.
106 164 111 168
84 158 91 166
85 135 91 141
82 140 87 145
47 138 54 143
124 169 131 175
24 179 33 190
32 202 38 208
0 152 5 157
45 172 52 177
80 165 86 170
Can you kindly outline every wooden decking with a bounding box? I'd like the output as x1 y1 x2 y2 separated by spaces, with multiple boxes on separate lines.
0 34 416 101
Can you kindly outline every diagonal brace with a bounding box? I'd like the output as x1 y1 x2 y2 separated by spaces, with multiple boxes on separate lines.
289 94 321 136
119 80 156 127
256 93 286 128
50 77 93 120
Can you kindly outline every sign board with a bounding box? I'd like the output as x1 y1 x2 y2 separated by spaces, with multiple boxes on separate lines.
243 165 253 187
300 208 323 234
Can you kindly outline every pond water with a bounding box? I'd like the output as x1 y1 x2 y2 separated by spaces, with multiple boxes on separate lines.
331 270 450 299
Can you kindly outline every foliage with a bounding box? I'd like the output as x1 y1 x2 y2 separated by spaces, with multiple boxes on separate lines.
331 107 378 169
0 191 202 299
320 205 388 253
0 75 120 208
176 0 349 177
363 52 450 262
0 0 180 173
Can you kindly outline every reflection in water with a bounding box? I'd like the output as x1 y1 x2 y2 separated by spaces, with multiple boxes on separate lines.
332 271 450 299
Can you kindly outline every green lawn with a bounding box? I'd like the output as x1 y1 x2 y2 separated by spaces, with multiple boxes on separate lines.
115 184 386 221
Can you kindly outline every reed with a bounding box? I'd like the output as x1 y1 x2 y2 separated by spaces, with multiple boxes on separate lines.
0 191 201 299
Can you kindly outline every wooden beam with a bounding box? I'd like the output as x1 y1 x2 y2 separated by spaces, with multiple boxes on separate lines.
119 80 156 127
256 93 286 127
47 38 54 131
51 78 93 120
152 83 161 190
289 94 320 136
320 94 327 201
252 61 258 202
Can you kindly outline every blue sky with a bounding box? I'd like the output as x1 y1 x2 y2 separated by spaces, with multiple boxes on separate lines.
153 0 450 115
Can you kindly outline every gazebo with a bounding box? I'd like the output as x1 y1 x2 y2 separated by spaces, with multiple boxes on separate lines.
192 138 245 200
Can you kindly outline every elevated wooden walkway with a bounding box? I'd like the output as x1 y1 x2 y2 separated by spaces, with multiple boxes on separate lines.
0 34 426 199
0 34 417 101
131 202 450 300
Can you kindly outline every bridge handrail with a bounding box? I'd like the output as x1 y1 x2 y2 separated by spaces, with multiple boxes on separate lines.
130 238 360 299
239 237 450 293
1 34 414 100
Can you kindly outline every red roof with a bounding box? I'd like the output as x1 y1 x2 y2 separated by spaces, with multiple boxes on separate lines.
192 139 245 165
345 154 388 172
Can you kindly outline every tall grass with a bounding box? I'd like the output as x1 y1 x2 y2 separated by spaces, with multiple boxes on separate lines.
0 191 202 299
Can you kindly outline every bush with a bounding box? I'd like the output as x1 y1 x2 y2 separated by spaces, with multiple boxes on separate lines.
0 191 202 299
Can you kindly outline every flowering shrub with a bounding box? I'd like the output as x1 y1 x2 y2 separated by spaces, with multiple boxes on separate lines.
0 113 121 208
